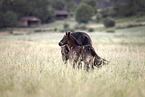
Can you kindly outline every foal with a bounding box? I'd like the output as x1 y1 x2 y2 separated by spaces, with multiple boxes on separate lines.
63 31 105 71
61 45 69 65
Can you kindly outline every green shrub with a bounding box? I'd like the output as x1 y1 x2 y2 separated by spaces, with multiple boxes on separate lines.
74 25 79 30
74 24 88 30
34 29 49 33
69 29 75 32
126 24 144 28
63 22 69 30
101 7 116 18
75 3 94 23
106 29 115 33
103 17 116 28
88 28 94 32
3 11 18 27
96 13 102 22
9 31 13 34
34 29 43 32
54 27 57 32
116 24 145 29
80 25 87 30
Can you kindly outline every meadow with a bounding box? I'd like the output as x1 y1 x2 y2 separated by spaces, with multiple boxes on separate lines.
0 26 145 97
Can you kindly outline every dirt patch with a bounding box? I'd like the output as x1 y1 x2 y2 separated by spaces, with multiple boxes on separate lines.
0 31 29 36
13 31 27 34
0 32 10 36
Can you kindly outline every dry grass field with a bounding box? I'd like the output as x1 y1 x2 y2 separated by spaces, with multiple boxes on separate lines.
0 26 145 97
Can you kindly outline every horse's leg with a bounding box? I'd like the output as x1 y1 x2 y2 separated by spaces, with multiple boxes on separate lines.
78 61 82 70
82 62 85 70
75 60 79 69
91 57 95 70
64 52 70 67
76 60 82 70
85 62 89 72
87 63 89 72
61 52 68 67
64 57 68 67
61 49 67 65
72 60 77 69
90 60 94 71
77 56 82 70
62 45 70 67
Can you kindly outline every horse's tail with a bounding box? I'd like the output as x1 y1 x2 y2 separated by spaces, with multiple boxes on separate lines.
94 57 109 67
90 47 101 59
90 47 109 67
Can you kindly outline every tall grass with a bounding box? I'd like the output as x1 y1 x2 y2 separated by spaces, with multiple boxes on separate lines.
0 28 145 97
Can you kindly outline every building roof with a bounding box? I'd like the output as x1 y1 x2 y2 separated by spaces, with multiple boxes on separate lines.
55 10 68 15
20 16 41 21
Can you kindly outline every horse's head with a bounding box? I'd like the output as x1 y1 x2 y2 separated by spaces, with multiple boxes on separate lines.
58 31 72 46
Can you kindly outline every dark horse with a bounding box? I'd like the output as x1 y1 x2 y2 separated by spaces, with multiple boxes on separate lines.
59 31 92 64
59 31 107 71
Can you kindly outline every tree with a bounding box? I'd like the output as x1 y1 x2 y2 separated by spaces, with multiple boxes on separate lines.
52 0 65 10
82 0 97 14
3 11 18 27
83 0 97 9
103 17 116 28
65 1 76 12
0 0 54 28
0 0 18 28
75 3 94 23
112 0 145 17
96 13 102 22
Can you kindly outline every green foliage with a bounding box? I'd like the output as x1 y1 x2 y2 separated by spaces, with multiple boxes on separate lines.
112 0 145 17
52 0 65 10
63 21 70 30
74 25 88 30
82 0 97 14
116 23 145 29
106 28 115 33
0 0 54 28
34 29 48 33
103 17 116 28
9 30 13 34
88 28 94 32
101 7 116 18
35 7 55 23
65 1 77 12
96 13 102 22
75 3 94 23
54 27 57 32
83 0 97 8
80 25 87 30
1 11 18 28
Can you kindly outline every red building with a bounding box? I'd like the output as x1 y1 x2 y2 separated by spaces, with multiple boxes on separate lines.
19 17 41 27
55 10 69 19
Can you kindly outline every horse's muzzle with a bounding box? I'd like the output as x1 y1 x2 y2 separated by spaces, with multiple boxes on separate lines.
58 42 63 46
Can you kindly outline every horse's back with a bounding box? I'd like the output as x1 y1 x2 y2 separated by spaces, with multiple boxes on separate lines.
71 31 92 46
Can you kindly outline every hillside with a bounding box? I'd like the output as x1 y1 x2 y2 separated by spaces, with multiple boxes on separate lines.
53 0 114 9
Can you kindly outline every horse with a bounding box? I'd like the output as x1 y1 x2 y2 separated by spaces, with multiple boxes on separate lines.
61 31 107 71
58 31 92 65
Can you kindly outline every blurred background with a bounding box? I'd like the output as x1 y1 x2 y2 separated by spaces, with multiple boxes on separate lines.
0 0 145 34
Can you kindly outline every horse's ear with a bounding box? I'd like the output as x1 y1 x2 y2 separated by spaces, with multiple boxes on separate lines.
65 31 68 35
67 31 71 36
67 31 71 39
65 31 71 38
